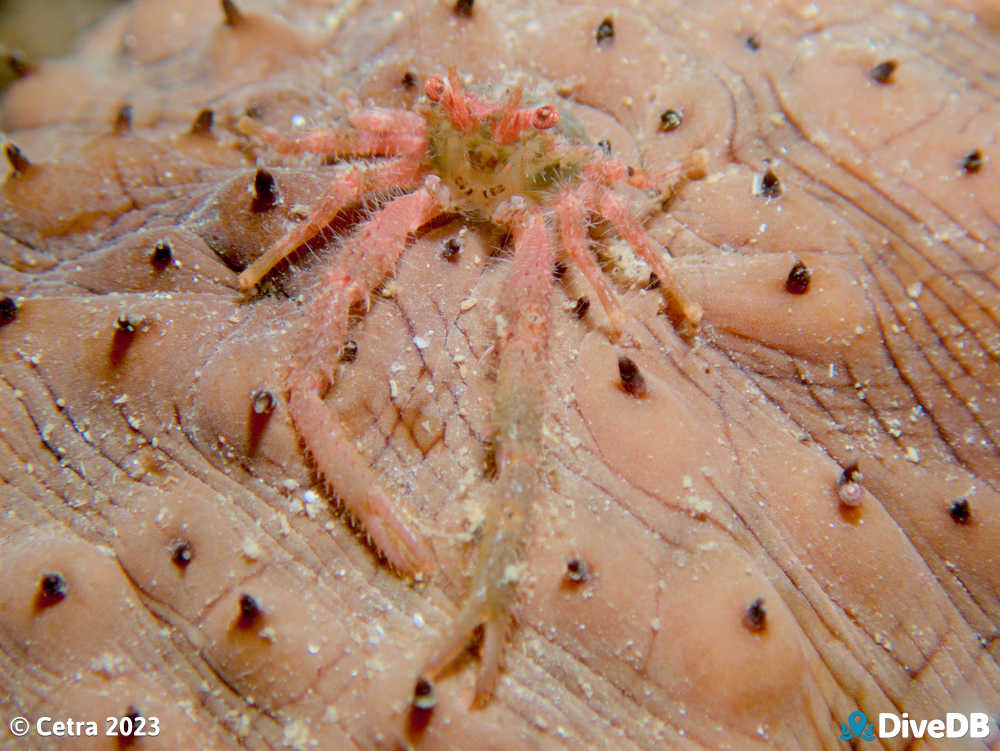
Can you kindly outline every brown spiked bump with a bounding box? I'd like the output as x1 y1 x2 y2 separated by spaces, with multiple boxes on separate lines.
409 676 436 735
618 355 647 398
339 340 358 362
170 540 193 569
5 50 32 78
0 296 17 327
441 237 461 261
252 389 276 416
949 498 971 524
572 296 590 319
114 104 133 133
746 35 761 51
237 593 263 628
250 168 280 212
150 240 173 271
5 143 30 176
453 0 474 17
596 18 615 46
870 60 897 84
963 149 983 174
565 558 590 583
117 707 141 748
597 139 611 155
760 168 782 198
742 597 767 632
658 109 683 132
221 0 244 26
191 108 214 135
401 71 416 89
785 260 811 294
36 571 67 609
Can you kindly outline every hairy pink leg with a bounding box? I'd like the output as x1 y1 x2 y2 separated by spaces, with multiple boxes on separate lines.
237 115 426 158
596 189 704 331
556 189 627 338
286 178 450 575
238 157 425 291
421 205 553 705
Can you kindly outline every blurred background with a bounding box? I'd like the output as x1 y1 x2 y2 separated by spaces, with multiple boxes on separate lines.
0 0 127 89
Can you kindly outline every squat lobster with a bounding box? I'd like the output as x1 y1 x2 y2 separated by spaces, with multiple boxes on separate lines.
238 70 704 706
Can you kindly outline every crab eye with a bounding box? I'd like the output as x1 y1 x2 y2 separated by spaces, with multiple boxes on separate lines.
425 76 447 102
531 105 559 130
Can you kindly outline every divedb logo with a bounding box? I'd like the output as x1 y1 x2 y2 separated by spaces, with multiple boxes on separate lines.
840 710 993 741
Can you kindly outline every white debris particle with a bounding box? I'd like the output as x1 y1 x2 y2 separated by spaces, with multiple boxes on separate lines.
459 297 478 312
687 496 713 518
258 626 276 642
112 393 129 405
413 335 429 350
307 643 320 655
413 612 425 629
55 397 66 409
90 652 126 678
288 498 304 514
282 718 312 750
650 617 662 632
281 478 300 493
303 489 322 519
389 379 399 399
907 281 923 299
322 705 339 723
905 446 920 463
681 475 694 490
241 537 263 560
290 114 306 128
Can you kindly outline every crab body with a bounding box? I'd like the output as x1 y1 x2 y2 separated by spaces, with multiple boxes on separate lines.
423 96 586 215
237 71 704 709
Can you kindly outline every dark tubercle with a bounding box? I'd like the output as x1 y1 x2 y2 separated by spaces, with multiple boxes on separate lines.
742 597 767 632
453 0 474 17
658 109 683 132
949 498 972 524
250 168 280 213
0 296 18 327
596 17 614 46
114 104 133 134
962 149 983 174
785 260 811 294
4 143 31 176
150 240 173 271
170 540 194 569
408 676 436 736
236 593 263 628
618 355 647 398
760 168 782 199
221 0 244 26
191 108 214 135
35 571 67 610
870 59 897 84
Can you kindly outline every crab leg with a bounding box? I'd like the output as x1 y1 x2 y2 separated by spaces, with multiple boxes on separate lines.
595 189 703 331
421 204 553 705
285 177 450 576
557 189 627 338
238 157 425 291
237 115 427 158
